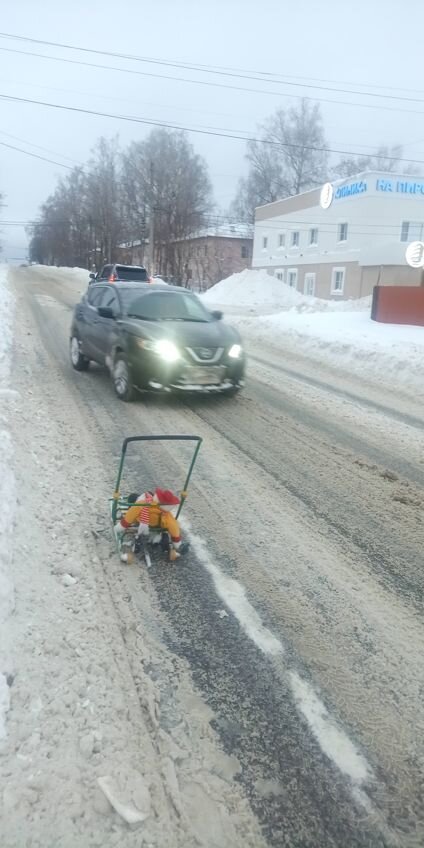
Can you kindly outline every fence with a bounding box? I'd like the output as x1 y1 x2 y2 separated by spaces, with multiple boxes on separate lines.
371 286 424 326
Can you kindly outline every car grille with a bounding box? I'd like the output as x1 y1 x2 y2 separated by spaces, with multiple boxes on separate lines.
186 347 224 364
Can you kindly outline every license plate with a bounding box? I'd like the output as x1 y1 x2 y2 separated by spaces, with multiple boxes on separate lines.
184 366 225 385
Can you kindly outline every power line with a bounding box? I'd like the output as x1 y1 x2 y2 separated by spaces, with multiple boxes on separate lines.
0 139 73 168
0 44 313 100
1 75 255 126
2 91 424 166
203 223 411 238
205 213 416 229
0 129 80 163
1 210 418 231
3 216 416 240
0 31 416 94
1 31 424 106
3 43 424 120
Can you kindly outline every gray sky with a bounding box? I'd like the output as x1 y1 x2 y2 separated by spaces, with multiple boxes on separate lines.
2 0 424 262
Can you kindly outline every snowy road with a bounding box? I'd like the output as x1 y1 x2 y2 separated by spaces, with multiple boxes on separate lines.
5 266 424 847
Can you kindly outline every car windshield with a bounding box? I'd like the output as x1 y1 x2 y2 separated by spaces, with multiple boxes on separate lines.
115 266 148 282
123 290 212 322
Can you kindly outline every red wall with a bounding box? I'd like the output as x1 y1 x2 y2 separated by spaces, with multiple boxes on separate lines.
371 286 424 326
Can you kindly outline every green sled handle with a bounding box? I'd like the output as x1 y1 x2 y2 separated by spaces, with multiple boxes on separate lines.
111 434 202 523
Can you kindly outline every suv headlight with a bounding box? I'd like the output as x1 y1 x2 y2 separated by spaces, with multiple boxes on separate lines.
228 344 242 359
137 338 180 362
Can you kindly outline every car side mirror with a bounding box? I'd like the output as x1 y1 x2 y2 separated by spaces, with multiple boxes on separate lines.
97 306 116 320
89 272 96 280
211 309 223 321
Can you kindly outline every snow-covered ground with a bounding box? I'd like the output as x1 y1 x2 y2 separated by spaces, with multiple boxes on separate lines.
204 270 424 397
5 262 424 845
0 266 15 739
0 264 266 848
27 264 89 296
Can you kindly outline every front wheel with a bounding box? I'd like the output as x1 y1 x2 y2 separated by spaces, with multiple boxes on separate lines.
70 335 90 371
226 383 242 397
113 354 135 402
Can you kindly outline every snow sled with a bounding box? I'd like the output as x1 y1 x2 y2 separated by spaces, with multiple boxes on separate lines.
110 435 202 566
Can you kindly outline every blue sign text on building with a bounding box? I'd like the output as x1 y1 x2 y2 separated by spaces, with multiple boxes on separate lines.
376 178 424 195
334 181 367 199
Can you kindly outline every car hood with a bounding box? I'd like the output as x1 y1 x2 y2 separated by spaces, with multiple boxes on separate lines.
121 317 241 347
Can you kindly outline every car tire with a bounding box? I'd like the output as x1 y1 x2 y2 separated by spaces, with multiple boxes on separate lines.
113 353 135 402
226 383 242 397
70 335 90 371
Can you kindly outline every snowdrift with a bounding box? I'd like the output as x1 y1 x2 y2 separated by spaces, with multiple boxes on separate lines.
204 269 424 397
27 264 89 294
0 266 16 738
203 269 371 314
237 310 424 394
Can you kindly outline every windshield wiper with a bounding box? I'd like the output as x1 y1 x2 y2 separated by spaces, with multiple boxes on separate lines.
126 313 157 321
162 317 209 323
126 314 208 323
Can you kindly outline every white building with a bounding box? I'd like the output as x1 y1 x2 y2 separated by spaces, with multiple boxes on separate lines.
252 171 424 299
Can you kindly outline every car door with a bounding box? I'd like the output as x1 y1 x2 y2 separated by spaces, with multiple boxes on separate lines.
83 285 108 360
93 287 121 364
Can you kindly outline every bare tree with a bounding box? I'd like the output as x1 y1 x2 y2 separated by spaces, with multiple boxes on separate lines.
28 170 90 267
333 144 409 179
86 136 123 264
122 128 213 278
231 99 329 222
29 137 124 268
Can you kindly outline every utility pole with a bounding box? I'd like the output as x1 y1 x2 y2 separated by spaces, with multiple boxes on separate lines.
148 207 155 275
148 161 155 275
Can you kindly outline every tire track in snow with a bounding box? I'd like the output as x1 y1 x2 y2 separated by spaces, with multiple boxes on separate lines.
184 519 373 790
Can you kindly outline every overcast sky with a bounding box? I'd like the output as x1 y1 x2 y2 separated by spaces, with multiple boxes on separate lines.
1 0 424 262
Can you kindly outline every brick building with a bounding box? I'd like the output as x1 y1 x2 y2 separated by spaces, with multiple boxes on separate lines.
172 223 253 290
116 239 146 266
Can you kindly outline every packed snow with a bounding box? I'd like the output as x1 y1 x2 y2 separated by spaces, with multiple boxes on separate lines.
203 269 371 314
204 270 424 396
0 266 15 739
0 263 267 848
27 264 89 296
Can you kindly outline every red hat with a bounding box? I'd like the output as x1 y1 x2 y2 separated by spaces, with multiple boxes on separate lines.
155 488 180 506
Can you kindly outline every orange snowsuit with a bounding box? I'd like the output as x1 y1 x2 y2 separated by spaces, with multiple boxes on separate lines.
121 501 181 544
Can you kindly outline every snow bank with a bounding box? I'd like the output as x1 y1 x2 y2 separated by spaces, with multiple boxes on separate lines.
237 310 424 395
28 264 89 293
204 269 423 396
203 269 371 314
0 266 16 738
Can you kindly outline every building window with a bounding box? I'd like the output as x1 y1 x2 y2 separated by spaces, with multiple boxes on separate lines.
400 221 423 242
241 244 248 258
291 231 300 247
304 273 316 296
262 236 268 249
331 267 345 294
309 228 318 246
204 244 208 256
287 268 298 289
275 270 284 282
278 233 285 248
338 223 348 242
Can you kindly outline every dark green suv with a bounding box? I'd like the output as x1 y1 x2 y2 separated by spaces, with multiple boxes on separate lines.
70 282 245 401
